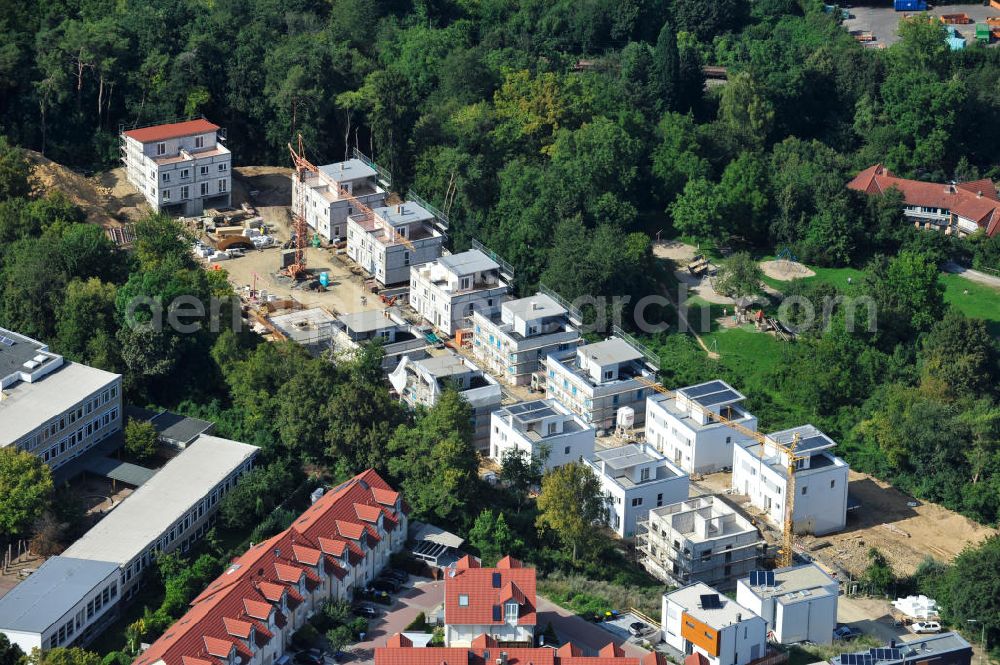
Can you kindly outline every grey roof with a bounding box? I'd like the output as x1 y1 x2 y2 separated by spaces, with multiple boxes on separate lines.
594 443 660 470
0 328 49 380
833 633 971 665
667 582 760 628
678 380 746 408
62 435 258 566
0 362 121 446
0 557 119 632
82 456 157 486
743 562 836 596
372 201 434 227
505 400 559 423
150 412 214 446
503 294 566 321
319 159 376 183
768 424 837 454
414 353 471 378
578 338 643 366
339 309 399 334
437 249 499 276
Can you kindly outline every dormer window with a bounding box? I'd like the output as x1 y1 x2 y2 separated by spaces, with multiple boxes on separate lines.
505 601 519 622
195 136 205 148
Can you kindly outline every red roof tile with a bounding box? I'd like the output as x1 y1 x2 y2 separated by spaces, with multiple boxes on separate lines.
848 164 1000 236
123 119 220 143
257 582 285 603
243 599 272 621
372 487 400 506
496 556 523 569
318 538 347 557
182 657 213 665
203 637 234 658
599 644 624 658
445 557 536 627
355 503 383 523
274 562 305 584
222 617 252 639
376 637 648 665
456 555 480 570
292 544 322 567
336 521 366 540
386 634 412 648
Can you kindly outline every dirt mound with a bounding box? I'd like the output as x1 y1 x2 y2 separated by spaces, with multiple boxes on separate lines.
760 259 816 281
26 150 121 226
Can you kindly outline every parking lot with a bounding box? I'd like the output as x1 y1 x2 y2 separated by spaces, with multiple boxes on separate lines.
843 4 999 47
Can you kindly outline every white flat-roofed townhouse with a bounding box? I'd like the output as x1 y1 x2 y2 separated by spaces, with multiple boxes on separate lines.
586 443 690 539
0 328 122 470
736 564 839 645
410 250 510 336
544 337 657 431
489 399 595 471
291 158 387 242
133 470 407 665
471 293 582 387
646 380 759 474
121 118 231 217
662 582 768 665
347 201 445 286
0 557 121 653
637 496 764 590
62 435 259 600
732 425 849 536
389 353 502 451
331 308 429 370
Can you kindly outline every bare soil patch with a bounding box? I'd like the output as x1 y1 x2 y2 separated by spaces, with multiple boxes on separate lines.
760 259 816 281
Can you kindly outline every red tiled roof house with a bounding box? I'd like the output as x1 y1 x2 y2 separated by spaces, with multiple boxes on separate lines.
121 118 232 218
444 556 536 647
847 165 1000 238
133 470 407 665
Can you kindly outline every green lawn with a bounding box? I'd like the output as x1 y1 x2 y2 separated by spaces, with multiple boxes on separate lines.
760 264 865 292
939 273 1000 335
701 325 789 376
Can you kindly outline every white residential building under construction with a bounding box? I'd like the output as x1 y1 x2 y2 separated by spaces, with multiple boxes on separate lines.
645 380 759 474
291 156 388 242
731 425 849 536
120 118 231 217
637 495 765 589
544 336 657 432
409 250 510 336
471 292 582 387
347 200 446 286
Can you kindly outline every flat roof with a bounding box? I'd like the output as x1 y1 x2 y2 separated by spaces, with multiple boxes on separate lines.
0 557 119 632
834 633 971 665
767 424 837 454
594 443 660 470
319 159 377 183
373 201 434 227
438 250 500 276
123 119 219 143
414 353 472 378
743 562 836 597
339 309 399 333
1 362 121 446
150 412 214 446
667 582 758 628
62 435 258 566
0 328 51 379
503 294 566 321
578 338 643 366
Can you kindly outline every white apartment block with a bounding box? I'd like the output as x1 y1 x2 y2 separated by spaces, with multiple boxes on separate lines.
662 583 768 665
471 293 582 387
121 118 231 217
389 353 502 451
410 250 510 336
62 435 259 600
0 328 122 470
586 443 690 539
489 399 595 471
0 557 120 653
736 564 839 645
291 158 387 242
646 380 758 474
544 337 657 431
732 425 849 536
347 201 445 286
638 496 764 589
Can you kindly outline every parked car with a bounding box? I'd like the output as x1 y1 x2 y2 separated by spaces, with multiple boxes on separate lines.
912 622 942 634
353 604 379 618
371 578 400 593
295 649 325 665
834 625 862 640
628 621 650 637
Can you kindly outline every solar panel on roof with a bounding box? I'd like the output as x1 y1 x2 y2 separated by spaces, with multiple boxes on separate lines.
699 594 722 609
696 389 741 406
765 570 775 586
682 381 728 398
0 335 14 346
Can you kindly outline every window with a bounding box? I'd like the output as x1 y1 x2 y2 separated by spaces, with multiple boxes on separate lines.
200 165 209 175
458 594 469 607
461 277 471 290
200 182 209 196
801 486 808 496
180 168 190 179
219 179 227 192
830 479 836 488
640 467 650 482
657 493 663 507
604 370 613 380
162 173 170 183
181 186 189 199
195 135 205 148
505 601 519 622
564 446 571 455
156 142 166 156
404 251 410 266
631 497 643 507
218 163 228 172
163 189 171 201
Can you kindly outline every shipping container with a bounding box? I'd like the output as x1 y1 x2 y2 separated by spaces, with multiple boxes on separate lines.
894 0 927 11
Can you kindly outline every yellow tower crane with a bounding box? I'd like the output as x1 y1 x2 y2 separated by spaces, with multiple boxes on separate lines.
636 377 804 568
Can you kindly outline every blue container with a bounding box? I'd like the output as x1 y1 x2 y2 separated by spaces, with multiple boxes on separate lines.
319 272 329 287
894 0 927 11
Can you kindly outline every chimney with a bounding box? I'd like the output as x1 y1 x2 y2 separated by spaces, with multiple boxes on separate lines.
978 190 983 198
396 204 403 214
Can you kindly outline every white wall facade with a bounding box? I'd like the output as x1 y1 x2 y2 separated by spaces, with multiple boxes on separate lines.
662 594 767 665
444 622 534 648
489 405 595 471
646 395 758 474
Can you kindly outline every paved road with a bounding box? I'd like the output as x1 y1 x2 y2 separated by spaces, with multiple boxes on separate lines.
536 596 649 658
351 579 444 662
943 262 1000 290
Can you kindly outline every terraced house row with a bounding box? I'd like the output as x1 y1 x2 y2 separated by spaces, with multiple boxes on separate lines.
133 470 408 665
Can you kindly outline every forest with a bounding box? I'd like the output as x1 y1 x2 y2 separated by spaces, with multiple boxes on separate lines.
0 0 999 659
